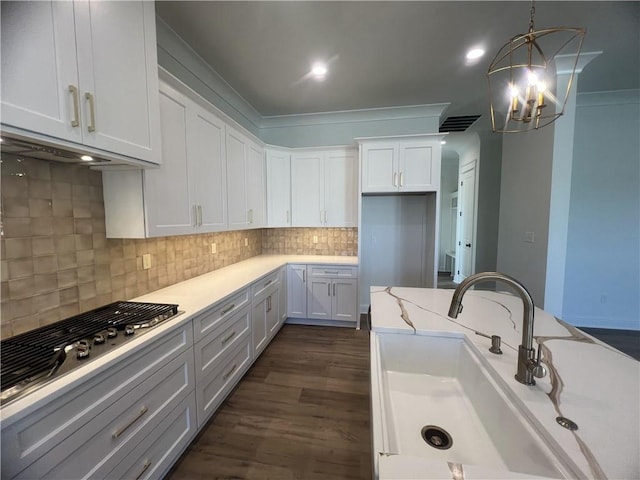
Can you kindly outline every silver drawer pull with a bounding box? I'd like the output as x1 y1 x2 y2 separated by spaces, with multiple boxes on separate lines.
221 331 236 345
85 91 96 132
68 85 80 127
113 406 149 439
221 303 235 315
223 363 237 381
264 279 273 287
135 460 152 480
324 271 339 274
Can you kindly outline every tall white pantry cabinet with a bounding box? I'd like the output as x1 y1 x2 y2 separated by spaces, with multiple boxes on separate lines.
0 0 161 165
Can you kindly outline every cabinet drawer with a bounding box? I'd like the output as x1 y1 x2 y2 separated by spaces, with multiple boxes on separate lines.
251 270 280 298
196 335 252 426
309 265 357 278
105 394 197 480
1 323 192 479
193 288 250 339
194 304 250 381
13 349 195 480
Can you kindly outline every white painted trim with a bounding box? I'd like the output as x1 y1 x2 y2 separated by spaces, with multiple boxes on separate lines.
563 314 640 331
577 89 640 107
262 103 450 128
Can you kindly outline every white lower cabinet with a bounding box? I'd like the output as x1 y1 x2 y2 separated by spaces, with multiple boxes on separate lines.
251 271 280 358
193 301 252 427
288 264 358 324
1 324 195 480
307 266 358 323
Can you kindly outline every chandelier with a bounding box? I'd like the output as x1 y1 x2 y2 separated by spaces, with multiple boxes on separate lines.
487 2 585 133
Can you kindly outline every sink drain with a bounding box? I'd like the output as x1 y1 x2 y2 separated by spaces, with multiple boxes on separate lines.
421 425 453 450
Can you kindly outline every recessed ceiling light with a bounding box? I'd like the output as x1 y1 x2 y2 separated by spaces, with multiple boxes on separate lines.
466 48 485 61
80 155 93 161
311 62 327 80
441 140 447 145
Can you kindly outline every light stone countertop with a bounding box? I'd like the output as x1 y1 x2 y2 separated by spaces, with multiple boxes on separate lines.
370 286 640 480
1 254 357 423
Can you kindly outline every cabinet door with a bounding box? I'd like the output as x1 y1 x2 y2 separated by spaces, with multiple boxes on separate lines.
247 143 266 228
73 0 161 164
399 141 437 192
266 292 279 338
226 128 249 229
361 142 398 193
332 278 357 322
307 277 332 320
144 86 195 237
266 149 292 227
291 151 323 226
251 297 269 357
189 103 227 232
278 267 287 326
324 149 358 227
287 265 307 318
1 1 82 143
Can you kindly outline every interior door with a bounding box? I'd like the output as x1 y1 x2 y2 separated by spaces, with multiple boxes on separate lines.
455 160 477 283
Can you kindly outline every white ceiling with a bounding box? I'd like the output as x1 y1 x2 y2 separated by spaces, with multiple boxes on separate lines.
156 1 639 127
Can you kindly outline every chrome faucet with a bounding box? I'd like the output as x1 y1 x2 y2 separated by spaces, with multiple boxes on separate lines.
447 272 547 385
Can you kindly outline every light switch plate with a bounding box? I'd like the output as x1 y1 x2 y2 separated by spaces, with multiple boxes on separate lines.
244 238 248 247
142 253 151 269
211 243 217 254
313 235 318 244
524 231 535 243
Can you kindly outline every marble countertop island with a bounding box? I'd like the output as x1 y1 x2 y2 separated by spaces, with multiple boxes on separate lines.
370 286 639 479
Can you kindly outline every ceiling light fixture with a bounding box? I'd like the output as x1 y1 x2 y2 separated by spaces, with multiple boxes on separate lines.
80 155 93 162
441 140 447 145
311 62 327 80
487 0 585 133
466 48 485 61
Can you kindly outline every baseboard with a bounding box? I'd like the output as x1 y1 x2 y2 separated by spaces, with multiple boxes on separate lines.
285 318 357 328
564 314 640 331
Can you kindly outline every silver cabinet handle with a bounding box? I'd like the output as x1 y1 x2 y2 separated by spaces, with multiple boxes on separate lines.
333 283 336 296
84 92 96 132
324 211 328 224
302 270 306 283
68 85 80 127
135 460 152 480
400 172 404 187
221 303 235 316
264 279 273 288
197 205 203 226
325 270 339 275
393 172 398 187
221 330 236 345
267 296 271 312
286 210 290 224
193 205 198 227
223 363 237 381
113 406 148 439
248 209 253 223
327 283 331 296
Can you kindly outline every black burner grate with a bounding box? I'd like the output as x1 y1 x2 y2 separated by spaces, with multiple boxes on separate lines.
1 301 178 394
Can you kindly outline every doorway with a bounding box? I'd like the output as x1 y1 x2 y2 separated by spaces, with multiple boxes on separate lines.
454 159 478 283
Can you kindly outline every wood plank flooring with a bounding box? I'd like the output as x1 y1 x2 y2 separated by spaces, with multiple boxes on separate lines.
166 325 372 480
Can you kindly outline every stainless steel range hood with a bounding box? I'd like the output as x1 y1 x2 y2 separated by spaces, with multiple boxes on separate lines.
0 131 151 169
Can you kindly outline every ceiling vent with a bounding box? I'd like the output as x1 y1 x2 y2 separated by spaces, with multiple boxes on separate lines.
439 115 481 132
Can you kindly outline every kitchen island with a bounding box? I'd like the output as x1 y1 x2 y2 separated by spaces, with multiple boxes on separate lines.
369 286 639 479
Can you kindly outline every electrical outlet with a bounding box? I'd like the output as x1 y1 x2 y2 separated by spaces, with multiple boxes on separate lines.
142 253 151 270
211 243 217 254
244 238 248 247
313 235 318 244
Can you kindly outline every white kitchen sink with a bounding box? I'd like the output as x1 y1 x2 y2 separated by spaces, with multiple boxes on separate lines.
371 332 570 479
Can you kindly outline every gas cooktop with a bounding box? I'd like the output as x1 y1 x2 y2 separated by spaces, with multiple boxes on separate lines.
0 301 179 406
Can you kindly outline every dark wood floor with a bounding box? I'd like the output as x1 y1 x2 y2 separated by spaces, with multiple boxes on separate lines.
580 327 640 360
167 325 372 480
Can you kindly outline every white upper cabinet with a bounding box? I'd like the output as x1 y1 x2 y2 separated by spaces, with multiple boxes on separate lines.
145 82 227 236
290 148 357 227
103 78 227 238
226 128 265 230
361 137 442 193
265 149 292 227
1 0 161 165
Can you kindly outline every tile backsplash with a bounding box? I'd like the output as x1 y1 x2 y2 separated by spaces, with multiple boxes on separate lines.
262 227 357 256
0 155 357 338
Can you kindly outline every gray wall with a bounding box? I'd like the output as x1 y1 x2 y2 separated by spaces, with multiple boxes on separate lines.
563 90 640 330
497 124 555 305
